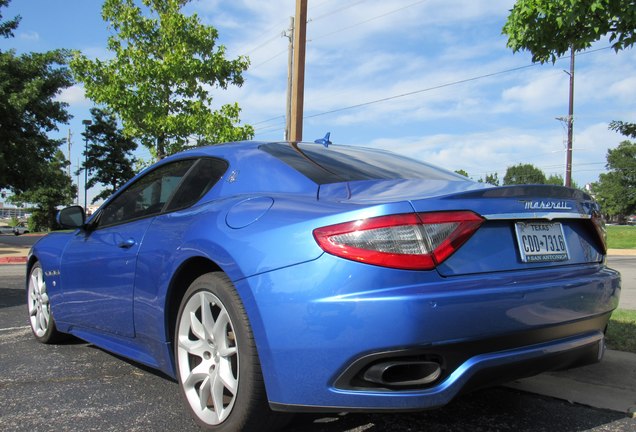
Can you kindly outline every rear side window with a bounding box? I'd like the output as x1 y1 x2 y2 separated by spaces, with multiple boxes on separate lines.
166 158 228 211
260 143 463 184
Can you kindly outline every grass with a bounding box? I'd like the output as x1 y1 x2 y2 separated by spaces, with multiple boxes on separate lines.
606 225 636 249
606 309 636 354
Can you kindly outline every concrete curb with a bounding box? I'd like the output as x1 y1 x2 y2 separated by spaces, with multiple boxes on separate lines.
506 349 636 416
608 248 636 256
0 256 27 264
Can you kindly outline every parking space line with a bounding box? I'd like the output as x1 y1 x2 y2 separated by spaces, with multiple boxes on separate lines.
0 326 29 332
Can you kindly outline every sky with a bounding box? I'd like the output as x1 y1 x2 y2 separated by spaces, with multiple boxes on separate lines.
2 0 635 204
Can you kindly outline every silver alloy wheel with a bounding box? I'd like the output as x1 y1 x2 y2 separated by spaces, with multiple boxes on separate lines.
28 266 50 337
177 290 239 425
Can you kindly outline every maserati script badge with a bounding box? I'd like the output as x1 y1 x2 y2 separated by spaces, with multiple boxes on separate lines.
523 201 572 210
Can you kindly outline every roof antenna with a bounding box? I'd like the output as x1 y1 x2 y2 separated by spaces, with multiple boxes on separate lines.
314 132 331 147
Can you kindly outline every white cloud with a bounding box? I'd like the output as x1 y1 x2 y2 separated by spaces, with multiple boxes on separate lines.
357 121 615 187
500 70 568 112
18 31 39 41
56 85 89 106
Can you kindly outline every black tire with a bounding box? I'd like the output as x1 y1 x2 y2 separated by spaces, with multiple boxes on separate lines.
27 262 64 343
174 272 288 432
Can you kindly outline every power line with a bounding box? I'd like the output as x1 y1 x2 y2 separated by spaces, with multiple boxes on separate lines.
228 16 290 58
304 64 541 120
250 47 613 128
249 48 288 70
311 0 431 41
252 115 286 127
300 46 612 121
309 0 372 23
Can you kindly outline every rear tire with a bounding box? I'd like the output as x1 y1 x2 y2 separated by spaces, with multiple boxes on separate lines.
174 272 287 431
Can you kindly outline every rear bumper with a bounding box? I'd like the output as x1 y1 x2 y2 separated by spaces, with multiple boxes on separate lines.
271 329 605 412
236 255 620 411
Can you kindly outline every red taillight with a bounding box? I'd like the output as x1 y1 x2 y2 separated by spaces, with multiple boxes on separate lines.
313 211 484 270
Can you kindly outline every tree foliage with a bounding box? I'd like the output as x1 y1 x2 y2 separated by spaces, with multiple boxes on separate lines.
609 120 636 139
81 108 138 203
546 174 564 186
592 141 636 217
454 169 470 178
503 164 547 185
71 0 254 160
545 174 580 189
503 0 636 63
0 0 20 39
10 150 77 231
479 173 500 186
0 1 73 194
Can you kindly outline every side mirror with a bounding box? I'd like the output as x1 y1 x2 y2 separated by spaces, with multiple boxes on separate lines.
56 206 86 229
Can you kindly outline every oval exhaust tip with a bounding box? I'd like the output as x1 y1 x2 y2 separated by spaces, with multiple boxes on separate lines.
363 360 442 387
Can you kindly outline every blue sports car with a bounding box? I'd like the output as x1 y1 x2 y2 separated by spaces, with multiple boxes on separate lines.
28 141 620 431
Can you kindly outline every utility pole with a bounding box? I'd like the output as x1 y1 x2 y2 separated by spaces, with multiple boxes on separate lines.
67 129 72 178
290 0 307 142
82 119 92 212
284 17 294 141
76 158 81 206
565 45 575 188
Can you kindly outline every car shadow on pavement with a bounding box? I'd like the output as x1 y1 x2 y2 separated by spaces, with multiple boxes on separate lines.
86 343 178 382
281 387 629 432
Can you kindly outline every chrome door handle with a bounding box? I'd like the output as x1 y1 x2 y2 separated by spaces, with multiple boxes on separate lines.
118 238 136 249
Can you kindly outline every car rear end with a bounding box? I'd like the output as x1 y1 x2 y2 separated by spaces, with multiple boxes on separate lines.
244 143 621 412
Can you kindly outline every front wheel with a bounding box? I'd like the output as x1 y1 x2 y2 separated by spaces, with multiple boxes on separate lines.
175 273 286 431
27 262 64 343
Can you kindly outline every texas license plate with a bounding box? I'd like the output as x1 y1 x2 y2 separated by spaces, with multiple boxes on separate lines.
514 222 569 263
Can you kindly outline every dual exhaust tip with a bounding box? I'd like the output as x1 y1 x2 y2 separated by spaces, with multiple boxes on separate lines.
363 360 442 387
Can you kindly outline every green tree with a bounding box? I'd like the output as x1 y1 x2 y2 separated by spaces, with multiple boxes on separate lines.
503 164 547 185
71 0 253 160
81 107 138 203
546 174 564 186
10 150 77 231
0 0 20 38
454 169 470 178
546 174 580 189
7 215 18 228
609 120 636 139
592 141 636 217
0 1 73 194
503 0 636 64
479 173 500 186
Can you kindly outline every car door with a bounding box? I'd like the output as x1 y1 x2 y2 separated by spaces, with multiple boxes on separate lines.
59 159 196 337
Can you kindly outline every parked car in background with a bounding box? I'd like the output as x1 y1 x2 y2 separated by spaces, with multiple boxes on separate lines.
627 215 636 225
28 141 620 431
0 224 14 235
12 222 29 235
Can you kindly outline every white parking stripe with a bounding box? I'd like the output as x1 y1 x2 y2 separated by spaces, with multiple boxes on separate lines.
0 326 29 332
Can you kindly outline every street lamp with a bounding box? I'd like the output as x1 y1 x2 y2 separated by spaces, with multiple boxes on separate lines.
82 119 92 214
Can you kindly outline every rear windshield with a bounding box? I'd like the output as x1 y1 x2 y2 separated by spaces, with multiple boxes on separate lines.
260 142 465 184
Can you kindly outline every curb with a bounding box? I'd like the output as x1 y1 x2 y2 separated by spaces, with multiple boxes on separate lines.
0 256 27 264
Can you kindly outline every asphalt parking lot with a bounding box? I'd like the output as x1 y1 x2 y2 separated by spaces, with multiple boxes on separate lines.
1 264 635 431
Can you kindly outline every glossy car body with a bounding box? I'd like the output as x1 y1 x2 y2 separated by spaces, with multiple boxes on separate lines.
28 141 620 420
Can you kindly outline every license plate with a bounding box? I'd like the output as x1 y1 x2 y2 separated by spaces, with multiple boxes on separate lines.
514 222 569 263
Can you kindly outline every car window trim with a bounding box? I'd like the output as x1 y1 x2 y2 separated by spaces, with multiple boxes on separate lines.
162 157 229 213
89 156 229 231
160 158 203 213
92 157 200 231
